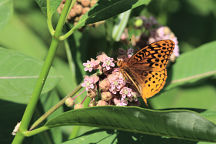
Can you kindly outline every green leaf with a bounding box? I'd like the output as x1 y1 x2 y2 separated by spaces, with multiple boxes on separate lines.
167 41 216 89
35 0 62 15
0 48 60 104
74 0 151 30
0 0 13 31
112 10 131 41
63 128 198 144
0 14 48 59
45 106 216 142
63 129 117 144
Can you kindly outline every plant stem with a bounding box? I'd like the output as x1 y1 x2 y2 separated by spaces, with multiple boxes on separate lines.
30 84 82 130
12 0 73 143
24 126 49 137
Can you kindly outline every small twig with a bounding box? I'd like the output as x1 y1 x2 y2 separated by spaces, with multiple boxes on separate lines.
30 84 82 130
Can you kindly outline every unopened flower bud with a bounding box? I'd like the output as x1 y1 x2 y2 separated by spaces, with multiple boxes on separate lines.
87 89 97 98
99 78 110 91
90 0 98 7
82 7 90 14
135 18 143 27
96 100 108 106
74 103 83 109
101 92 113 101
81 0 90 7
69 9 76 18
74 4 82 15
65 97 74 107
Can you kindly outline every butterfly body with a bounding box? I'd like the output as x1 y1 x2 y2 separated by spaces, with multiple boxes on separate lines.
118 40 175 105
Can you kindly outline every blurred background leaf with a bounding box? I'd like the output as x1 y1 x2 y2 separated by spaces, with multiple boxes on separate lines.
0 0 13 31
0 47 60 104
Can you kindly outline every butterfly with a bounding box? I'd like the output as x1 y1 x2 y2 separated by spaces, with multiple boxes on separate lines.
117 40 175 105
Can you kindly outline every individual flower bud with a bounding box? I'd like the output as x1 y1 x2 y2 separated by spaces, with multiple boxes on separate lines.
89 100 96 107
65 97 74 107
74 103 83 109
91 74 99 83
82 7 90 14
90 0 98 7
99 78 110 91
57 4 64 14
81 0 90 7
74 4 83 15
68 9 76 18
87 89 97 98
96 100 108 106
101 92 113 101
134 18 143 27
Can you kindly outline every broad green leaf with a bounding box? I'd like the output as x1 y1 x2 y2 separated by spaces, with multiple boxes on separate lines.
45 106 216 142
63 128 197 144
73 0 151 30
112 10 131 41
167 41 216 89
63 129 117 144
0 0 13 31
0 14 48 59
35 0 62 16
0 48 60 104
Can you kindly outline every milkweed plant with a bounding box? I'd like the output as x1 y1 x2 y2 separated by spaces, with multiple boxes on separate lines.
1 0 214 143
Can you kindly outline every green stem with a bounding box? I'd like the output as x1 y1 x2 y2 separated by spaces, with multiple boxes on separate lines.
24 126 49 137
12 0 73 143
59 25 77 40
30 85 82 130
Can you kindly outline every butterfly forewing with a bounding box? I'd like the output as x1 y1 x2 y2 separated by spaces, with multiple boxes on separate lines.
128 40 175 71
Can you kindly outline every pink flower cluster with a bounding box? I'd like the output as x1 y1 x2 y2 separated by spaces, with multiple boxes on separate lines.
81 52 140 107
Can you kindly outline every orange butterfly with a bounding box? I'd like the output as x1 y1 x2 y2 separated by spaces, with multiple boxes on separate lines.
118 40 175 105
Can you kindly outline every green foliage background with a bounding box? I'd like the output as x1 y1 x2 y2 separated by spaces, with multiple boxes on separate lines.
0 0 216 143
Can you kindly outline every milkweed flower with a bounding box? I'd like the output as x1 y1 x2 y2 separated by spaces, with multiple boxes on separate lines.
120 87 133 99
83 58 100 72
83 60 94 72
101 57 115 70
81 75 99 91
